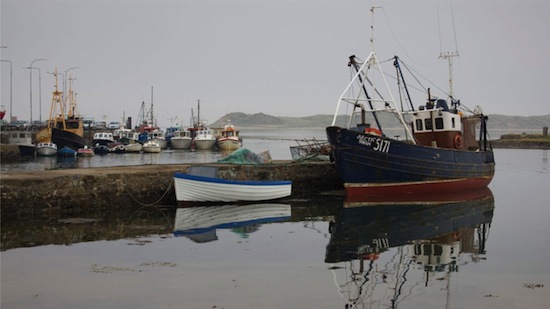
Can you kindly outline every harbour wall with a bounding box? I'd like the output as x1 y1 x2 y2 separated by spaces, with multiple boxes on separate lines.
0 161 343 216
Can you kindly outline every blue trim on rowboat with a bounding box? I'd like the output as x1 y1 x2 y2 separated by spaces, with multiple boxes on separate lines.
173 216 291 236
174 172 292 186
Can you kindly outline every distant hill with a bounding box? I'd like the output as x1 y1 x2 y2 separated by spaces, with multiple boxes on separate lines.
211 113 550 132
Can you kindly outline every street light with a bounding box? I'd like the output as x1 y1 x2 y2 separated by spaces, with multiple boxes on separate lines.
24 67 45 123
0 59 12 122
27 58 48 123
63 66 80 104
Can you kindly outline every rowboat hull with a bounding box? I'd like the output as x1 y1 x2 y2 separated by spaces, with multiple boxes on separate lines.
326 126 495 197
174 172 292 202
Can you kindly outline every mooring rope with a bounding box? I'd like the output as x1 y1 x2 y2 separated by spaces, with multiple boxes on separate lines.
125 176 174 207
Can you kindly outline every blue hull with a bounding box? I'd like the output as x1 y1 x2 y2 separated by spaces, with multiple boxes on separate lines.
57 146 76 157
326 126 495 195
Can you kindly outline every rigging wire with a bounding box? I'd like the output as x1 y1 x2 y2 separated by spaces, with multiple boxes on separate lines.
381 7 436 67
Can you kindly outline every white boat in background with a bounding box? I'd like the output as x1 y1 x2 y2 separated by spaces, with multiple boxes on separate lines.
193 128 216 150
173 203 291 242
170 129 193 149
113 127 140 144
142 140 161 153
36 142 57 156
92 132 114 147
216 121 242 151
149 130 167 149
174 166 292 202
123 143 143 153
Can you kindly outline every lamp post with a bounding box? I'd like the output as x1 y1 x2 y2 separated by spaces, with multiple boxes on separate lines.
0 59 12 122
24 67 45 123
63 66 80 104
27 58 48 123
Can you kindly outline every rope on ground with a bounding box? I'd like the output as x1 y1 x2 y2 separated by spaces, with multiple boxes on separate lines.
125 176 174 207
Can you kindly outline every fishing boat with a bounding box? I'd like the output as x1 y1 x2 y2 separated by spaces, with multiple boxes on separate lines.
170 129 193 149
77 145 94 157
142 140 161 153
36 142 57 156
92 132 114 147
173 203 291 242
216 121 242 151
9 131 35 156
37 70 88 151
326 10 494 197
174 166 292 203
193 128 216 150
113 127 139 144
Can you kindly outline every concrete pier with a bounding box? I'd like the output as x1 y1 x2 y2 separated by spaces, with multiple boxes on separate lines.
1 161 342 216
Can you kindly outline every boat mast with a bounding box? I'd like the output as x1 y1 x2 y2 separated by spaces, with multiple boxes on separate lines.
150 86 154 127
66 76 77 119
438 5 460 109
47 68 65 130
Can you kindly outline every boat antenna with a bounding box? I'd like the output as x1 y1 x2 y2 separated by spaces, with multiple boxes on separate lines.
438 5 460 109
150 86 154 127
370 6 382 51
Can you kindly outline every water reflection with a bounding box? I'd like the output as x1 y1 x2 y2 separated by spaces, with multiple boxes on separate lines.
173 203 291 243
326 188 494 308
0 205 176 251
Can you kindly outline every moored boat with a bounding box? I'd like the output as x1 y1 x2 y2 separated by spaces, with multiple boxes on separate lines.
77 145 94 157
92 132 114 147
123 142 143 153
57 146 76 157
216 121 242 151
193 128 216 150
174 166 292 202
36 142 57 156
170 129 193 149
326 11 494 197
37 70 88 151
142 140 161 153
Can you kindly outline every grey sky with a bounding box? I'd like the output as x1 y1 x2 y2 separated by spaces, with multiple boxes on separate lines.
1 0 549 128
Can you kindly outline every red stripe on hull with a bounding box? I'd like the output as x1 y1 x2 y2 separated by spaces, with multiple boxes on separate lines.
345 177 493 198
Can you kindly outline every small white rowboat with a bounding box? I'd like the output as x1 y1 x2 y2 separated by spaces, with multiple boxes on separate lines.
174 172 292 202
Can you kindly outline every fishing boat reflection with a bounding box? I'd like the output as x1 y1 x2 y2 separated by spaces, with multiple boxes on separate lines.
326 188 494 308
173 203 291 243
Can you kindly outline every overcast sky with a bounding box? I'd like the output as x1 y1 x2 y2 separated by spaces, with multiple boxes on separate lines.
1 0 549 128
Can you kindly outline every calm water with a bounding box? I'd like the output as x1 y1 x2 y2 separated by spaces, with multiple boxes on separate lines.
1 128 549 308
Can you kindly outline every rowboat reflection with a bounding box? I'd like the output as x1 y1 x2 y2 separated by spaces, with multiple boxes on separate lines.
326 188 494 308
173 203 291 243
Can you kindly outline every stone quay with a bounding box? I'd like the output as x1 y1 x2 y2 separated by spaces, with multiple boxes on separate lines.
1 161 342 216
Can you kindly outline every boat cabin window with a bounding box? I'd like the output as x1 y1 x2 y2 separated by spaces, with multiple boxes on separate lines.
415 119 423 131
435 117 444 130
67 121 80 129
424 118 433 130
452 118 456 128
